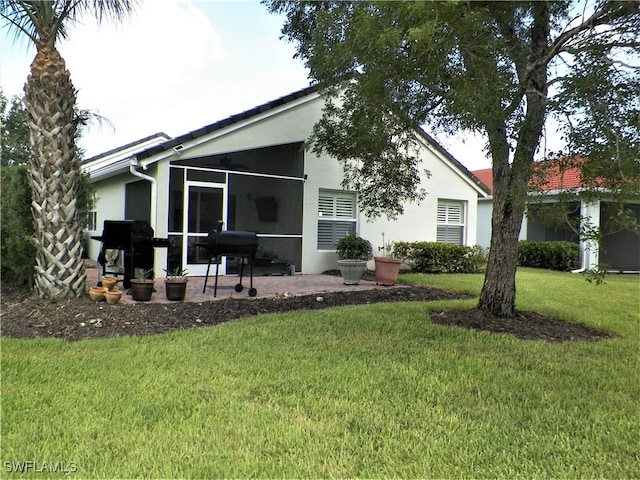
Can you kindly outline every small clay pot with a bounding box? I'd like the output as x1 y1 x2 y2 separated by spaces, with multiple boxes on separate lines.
104 288 122 305
89 286 107 302
101 276 117 290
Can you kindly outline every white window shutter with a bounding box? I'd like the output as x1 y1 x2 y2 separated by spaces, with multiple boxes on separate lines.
437 203 448 223
335 195 355 218
317 221 334 250
447 204 462 223
437 200 465 245
318 194 334 217
317 191 357 249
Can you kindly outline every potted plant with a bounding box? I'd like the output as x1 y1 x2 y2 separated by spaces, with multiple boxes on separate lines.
374 233 403 286
336 234 373 285
164 266 188 301
104 287 123 305
130 268 154 301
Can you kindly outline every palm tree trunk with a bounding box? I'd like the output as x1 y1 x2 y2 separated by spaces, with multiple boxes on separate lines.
24 43 86 298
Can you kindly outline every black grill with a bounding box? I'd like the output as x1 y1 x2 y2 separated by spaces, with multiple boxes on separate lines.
198 223 259 297
92 220 169 288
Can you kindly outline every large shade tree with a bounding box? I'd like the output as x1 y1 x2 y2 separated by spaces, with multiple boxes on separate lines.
266 0 640 317
1 0 137 298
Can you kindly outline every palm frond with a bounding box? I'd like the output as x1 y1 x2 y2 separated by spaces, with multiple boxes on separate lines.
1 0 139 46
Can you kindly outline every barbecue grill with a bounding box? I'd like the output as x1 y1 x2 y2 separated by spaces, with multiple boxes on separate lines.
198 223 259 297
92 220 170 288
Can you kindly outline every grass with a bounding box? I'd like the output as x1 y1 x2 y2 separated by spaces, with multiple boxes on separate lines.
1 268 639 478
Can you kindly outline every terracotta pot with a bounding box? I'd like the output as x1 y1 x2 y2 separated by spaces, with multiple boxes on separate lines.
101 276 117 290
130 279 154 301
89 286 107 302
165 280 188 301
104 288 122 305
374 257 402 286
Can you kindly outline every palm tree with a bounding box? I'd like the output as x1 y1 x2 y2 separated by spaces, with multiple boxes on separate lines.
1 1 137 298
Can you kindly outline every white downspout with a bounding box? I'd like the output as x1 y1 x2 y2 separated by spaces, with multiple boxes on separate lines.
129 157 157 232
571 200 600 274
571 248 588 274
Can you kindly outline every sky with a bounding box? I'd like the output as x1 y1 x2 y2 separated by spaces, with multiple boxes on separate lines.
2 1 509 171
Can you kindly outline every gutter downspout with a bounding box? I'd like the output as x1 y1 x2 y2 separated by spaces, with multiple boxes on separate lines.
571 247 588 274
129 157 157 232
571 200 600 274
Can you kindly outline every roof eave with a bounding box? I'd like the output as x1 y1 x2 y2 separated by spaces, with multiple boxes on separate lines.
82 157 134 182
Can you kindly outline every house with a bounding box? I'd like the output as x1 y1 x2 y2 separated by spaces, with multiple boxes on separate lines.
473 159 640 272
82 85 489 277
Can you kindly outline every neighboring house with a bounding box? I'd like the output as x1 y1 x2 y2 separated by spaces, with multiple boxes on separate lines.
473 160 640 272
82 85 489 277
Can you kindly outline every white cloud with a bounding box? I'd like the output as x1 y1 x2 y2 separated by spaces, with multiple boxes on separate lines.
53 1 226 155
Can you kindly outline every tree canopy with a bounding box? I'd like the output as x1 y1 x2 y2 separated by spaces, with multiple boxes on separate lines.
266 0 640 316
0 90 30 166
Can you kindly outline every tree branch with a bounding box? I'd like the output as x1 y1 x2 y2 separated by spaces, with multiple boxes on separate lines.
528 3 635 74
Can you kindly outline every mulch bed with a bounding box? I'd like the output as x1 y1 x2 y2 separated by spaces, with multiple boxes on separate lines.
1 282 612 343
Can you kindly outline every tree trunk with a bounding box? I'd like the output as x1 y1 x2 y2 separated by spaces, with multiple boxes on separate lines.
24 43 86 298
477 123 530 318
478 185 526 317
477 1 550 318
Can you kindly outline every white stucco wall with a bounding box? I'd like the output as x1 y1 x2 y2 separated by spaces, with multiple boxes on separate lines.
354 139 482 272
301 150 349 274
168 95 321 161
476 198 494 248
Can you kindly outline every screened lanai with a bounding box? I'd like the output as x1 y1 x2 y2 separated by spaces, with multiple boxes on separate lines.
167 142 305 275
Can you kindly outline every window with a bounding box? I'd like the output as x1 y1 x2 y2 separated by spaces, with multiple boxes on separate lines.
85 210 97 232
437 200 465 244
85 194 97 231
317 191 357 250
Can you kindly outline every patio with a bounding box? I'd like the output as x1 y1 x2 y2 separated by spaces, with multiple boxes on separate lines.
86 267 397 305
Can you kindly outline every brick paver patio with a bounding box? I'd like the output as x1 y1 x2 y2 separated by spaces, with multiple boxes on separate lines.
86 267 399 305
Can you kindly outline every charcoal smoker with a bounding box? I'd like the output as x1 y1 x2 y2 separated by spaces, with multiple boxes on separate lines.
198 222 259 297
92 220 170 289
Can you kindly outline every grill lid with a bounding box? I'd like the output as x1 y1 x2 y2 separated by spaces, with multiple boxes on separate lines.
205 230 259 257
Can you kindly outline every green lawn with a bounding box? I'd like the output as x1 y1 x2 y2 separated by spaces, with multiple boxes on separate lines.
2 268 639 478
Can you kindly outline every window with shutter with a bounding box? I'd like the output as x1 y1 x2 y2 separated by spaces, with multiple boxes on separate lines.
317 190 357 249
86 193 97 231
436 200 466 245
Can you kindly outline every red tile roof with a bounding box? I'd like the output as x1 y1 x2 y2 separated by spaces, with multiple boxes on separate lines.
472 158 587 194
472 168 494 193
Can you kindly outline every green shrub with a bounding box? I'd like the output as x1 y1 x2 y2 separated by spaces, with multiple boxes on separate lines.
336 234 373 260
393 241 486 273
1 165 36 286
517 240 579 271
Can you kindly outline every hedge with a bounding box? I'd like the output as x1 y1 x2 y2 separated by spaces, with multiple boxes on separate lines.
0 165 36 286
392 242 486 274
517 240 579 271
